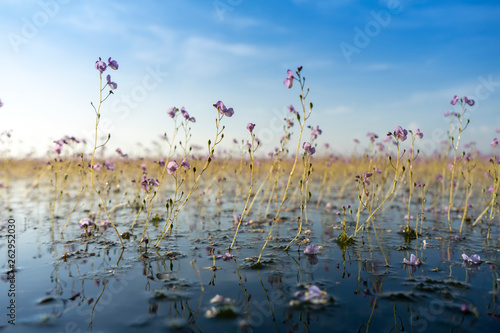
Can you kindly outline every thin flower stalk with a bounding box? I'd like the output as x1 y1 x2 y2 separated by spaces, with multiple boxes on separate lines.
230 124 257 248
258 67 312 263
90 58 123 247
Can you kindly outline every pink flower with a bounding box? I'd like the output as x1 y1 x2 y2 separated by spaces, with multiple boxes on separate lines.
246 123 255 132
450 95 459 105
213 101 234 117
491 138 498 147
283 69 294 89
463 96 475 106
167 107 177 118
167 161 179 175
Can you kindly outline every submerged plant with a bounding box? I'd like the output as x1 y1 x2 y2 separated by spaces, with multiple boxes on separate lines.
303 244 319 255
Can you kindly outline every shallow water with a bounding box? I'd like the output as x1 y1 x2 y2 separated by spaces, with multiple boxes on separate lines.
1 179 500 333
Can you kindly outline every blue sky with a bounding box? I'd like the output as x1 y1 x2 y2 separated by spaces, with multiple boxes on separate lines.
1 0 499 158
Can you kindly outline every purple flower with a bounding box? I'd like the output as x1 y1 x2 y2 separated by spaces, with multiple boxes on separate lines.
219 253 234 261
116 148 128 157
140 174 148 191
394 126 408 141
0 99 3 107
304 244 319 255
167 107 177 118
78 218 95 229
213 101 234 117
451 95 459 105
311 128 319 140
462 253 481 264
106 75 117 90
288 105 298 114
283 69 294 89
107 57 119 70
463 96 475 106
54 141 63 155
415 128 423 139
104 161 115 170
246 123 255 132
491 138 498 147
303 142 316 155
294 285 323 302
403 254 421 266
95 58 107 73
188 116 196 123
92 162 102 171
363 172 372 185
181 158 190 169
141 163 147 171
374 167 382 174
180 107 190 120
496 128 500 133
488 185 495 193
167 161 179 175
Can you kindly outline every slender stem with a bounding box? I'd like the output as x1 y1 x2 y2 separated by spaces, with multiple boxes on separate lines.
230 131 256 249
90 72 124 248
258 73 310 263
352 143 401 238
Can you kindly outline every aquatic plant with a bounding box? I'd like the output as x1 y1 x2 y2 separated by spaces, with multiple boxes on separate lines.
446 95 475 229
230 123 258 249
258 66 313 263
89 57 123 247
153 101 233 246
